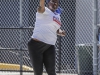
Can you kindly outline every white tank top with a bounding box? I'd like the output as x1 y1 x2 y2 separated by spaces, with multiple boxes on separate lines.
31 7 61 45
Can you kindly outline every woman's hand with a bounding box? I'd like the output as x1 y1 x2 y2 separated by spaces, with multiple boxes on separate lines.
57 29 66 36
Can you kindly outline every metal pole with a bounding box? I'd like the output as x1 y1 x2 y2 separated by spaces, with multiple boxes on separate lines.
93 0 98 75
19 0 23 75
58 36 62 73
20 0 22 26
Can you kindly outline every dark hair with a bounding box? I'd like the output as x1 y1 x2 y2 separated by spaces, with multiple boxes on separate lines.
46 0 60 3
46 0 50 3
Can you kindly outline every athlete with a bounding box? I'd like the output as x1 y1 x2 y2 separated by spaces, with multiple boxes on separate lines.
28 0 65 75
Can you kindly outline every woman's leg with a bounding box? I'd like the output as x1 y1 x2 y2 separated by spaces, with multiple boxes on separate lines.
43 45 56 75
28 39 43 75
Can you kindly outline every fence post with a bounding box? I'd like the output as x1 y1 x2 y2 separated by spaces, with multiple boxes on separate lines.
19 0 23 75
58 36 62 73
93 0 98 75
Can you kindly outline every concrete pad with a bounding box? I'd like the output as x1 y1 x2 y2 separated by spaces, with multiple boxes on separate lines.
0 72 77 75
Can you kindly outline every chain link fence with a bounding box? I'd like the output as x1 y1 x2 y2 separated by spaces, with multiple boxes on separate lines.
75 0 93 75
1 0 100 75
97 0 100 75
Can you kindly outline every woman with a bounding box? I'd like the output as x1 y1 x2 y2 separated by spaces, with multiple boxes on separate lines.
28 0 65 75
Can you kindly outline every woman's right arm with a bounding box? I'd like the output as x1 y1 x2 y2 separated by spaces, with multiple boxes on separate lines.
37 0 45 13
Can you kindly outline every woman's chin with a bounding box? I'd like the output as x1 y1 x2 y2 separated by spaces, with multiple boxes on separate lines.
49 6 57 12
